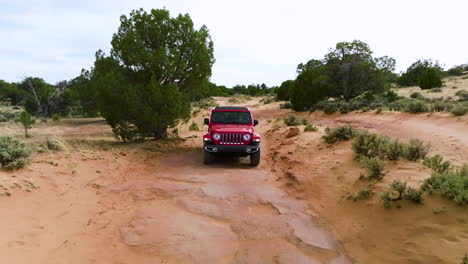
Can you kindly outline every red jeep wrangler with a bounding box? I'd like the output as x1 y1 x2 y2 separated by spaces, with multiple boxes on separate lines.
203 106 261 166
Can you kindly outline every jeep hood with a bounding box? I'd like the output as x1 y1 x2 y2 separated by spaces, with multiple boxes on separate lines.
210 124 253 134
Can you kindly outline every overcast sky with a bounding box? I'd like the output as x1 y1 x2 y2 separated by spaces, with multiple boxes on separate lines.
1 0 467 87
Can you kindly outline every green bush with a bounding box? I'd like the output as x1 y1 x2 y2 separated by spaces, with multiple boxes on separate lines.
361 156 386 180
376 107 383 114
404 100 429 113
455 90 468 101
404 139 431 161
189 121 199 131
301 118 309 125
433 101 446 112
304 124 318 132
462 253 468 264
323 103 338 114
347 185 374 202
419 68 442 89
410 92 423 99
52 113 61 121
280 102 292 109
428 88 442 93
387 139 405 160
283 114 302 126
322 125 355 143
423 155 452 174
352 131 390 159
451 105 467 116
381 179 424 208
421 165 468 205
0 136 31 170
263 98 273 104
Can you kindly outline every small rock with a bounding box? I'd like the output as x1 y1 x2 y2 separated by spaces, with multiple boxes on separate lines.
285 127 300 138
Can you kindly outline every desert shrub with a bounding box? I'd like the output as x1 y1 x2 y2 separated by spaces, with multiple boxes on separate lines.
410 92 423 99
451 105 467 116
192 109 201 116
428 88 442 93
462 253 468 264
52 113 61 121
404 100 429 113
423 155 452 174
433 101 446 112
263 98 273 104
376 107 383 114
381 179 424 208
189 121 199 131
283 114 302 126
323 103 338 114
19 111 35 138
301 118 309 125
456 90 468 101
386 139 406 160
0 111 18 122
419 68 442 89
322 125 355 143
338 102 350 114
360 156 386 180
228 97 239 103
304 124 318 132
347 185 374 202
352 131 390 159
404 139 431 161
421 165 468 205
194 97 217 109
402 187 424 204
0 136 31 170
280 102 292 109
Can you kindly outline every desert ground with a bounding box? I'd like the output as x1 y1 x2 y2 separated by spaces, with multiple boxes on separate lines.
1 87 467 263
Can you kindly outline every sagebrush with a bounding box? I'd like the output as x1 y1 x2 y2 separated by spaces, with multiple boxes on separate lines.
0 136 31 170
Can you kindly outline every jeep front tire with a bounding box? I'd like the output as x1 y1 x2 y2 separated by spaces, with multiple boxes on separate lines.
250 149 260 166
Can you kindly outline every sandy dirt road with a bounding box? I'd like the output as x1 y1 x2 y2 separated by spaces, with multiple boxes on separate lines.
0 101 350 264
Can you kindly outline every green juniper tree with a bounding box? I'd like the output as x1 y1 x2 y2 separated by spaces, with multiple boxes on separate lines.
91 9 215 141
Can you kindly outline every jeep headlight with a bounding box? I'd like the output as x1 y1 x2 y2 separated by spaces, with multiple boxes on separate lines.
213 133 221 140
243 134 251 141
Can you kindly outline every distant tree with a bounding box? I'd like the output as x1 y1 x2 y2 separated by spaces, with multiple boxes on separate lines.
276 80 294 101
398 59 443 87
17 77 65 117
19 111 35 137
0 80 26 105
91 9 214 141
419 68 442 89
291 59 329 110
66 70 99 116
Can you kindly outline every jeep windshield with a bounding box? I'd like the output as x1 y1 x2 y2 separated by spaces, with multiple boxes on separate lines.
211 111 252 124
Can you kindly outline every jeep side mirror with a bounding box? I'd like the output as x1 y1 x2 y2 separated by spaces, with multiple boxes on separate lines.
204 118 210 125
254 120 259 126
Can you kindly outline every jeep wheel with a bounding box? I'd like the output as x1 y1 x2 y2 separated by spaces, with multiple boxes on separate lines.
203 149 215 164
250 149 260 166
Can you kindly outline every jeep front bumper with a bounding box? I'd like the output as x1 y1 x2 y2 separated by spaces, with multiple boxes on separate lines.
204 144 260 154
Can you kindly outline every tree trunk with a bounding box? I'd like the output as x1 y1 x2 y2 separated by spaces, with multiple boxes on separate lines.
24 126 28 138
153 126 168 140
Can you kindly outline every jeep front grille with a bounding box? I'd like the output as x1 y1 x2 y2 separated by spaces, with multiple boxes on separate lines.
220 133 244 145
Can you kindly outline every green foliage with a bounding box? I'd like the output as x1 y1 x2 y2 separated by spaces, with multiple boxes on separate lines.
428 88 442 93
91 9 214 141
347 185 374 202
398 59 443 87
304 124 318 132
410 92 423 99
280 102 292 109
381 179 424 208
352 131 390 159
0 136 31 170
192 97 217 110
52 113 61 121
290 40 395 110
277 80 294 101
404 100 429 113
19 111 35 137
419 68 442 89
189 121 199 131
421 165 468 205
283 114 302 126
456 90 468 101
451 105 467 116
263 97 273 104
301 118 308 125
386 139 405 160
404 139 431 161
423 155 452 174
360 156 386 180
445 65 466 76
0 80 27 105
322 125 355 143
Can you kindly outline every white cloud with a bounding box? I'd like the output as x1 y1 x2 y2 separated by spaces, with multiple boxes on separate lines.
0 0 467 86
